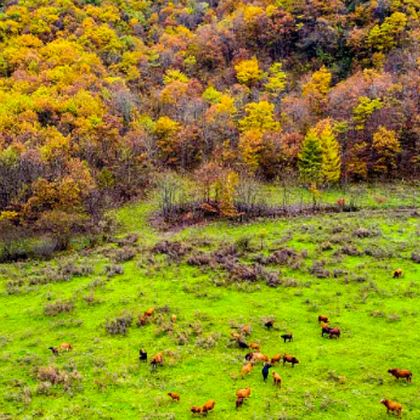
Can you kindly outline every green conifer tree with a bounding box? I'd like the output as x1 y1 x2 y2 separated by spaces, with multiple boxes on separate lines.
298 129 323 185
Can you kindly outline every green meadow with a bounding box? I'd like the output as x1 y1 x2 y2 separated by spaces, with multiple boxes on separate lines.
0 185 419 419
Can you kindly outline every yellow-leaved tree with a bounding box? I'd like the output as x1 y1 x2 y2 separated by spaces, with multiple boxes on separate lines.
238 101 280 173
238 129 264 173
299 119 341 186
217 170 239 217
316 119 341 185
239 101 280 132
235 57 264 86
372 126 401 176
302 66 332 113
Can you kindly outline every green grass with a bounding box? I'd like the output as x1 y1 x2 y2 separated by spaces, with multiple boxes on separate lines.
0 185 419 419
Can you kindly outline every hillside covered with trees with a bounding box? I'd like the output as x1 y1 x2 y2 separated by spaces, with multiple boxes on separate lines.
0 0 419 247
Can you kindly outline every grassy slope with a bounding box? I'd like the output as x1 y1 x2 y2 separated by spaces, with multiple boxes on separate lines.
0 185 419 419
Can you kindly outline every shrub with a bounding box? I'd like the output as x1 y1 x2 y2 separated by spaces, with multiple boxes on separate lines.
195 333 220 349
44 300 74 316
83 293 98 305
327 370 346 384
187 252 212 266
189 321 203 336
364 247 391 258
283 278 299 287
112 246 137 263
340 245 361 256
104 265 124 277
31 238 58 259
154 322 174 337
36 366 82 390
6 279 24 295
319 242 333 251
267 248 300 265
105 314 133 335
88 279 106 288
386 313 401 322
36 381 52 396
265 272 282 287
370 310 385 318
174 331 189 345
152 241 191 260
411 252 420 263
59 262 93 278
309 261 330 278
235 236 252 253
114 233 139 247
353 227 380 238
333 269 348 278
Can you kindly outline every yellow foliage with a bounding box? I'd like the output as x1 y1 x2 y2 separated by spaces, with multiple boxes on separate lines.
202 86 223 104
265 62 287 95
82 22 123 52
315 119 341 184
239 129 264 173
155 116 180 139
302 66 332 113
217 170 239 217
239 101 280 132
215 95 236 115
40 127 70 162
372 126 401 174
367 12 407 51
160 80 189 105
163 69 189 84
302 66 332 98
0 211 19 222
242 5 264 23
235 57 264 86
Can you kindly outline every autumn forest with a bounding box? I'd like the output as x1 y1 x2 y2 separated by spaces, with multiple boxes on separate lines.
0 0 419 250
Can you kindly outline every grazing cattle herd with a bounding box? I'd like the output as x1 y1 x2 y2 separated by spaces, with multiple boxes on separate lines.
47 269 412 417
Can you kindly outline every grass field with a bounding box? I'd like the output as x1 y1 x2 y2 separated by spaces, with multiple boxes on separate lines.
0 185 419 419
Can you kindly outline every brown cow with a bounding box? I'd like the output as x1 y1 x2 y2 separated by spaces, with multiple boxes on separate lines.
144 307 155 317
241 362 253 377
249 342 260 351
282 354 299 367
138 315 148 326
393 268 403 278
58 343 72 352
388 368 412 383
191 406 202 414
318 315 329 323
328 327 341 339
270 354 282 364
241 324 252 336
236 387 251 399
151 352 163 369
273 371 282 387
251 352 269 363
380 399 402 416
201 400 215 413
168 392 180 401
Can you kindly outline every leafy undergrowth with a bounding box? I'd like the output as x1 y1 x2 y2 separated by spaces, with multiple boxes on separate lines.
0 204 419 419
